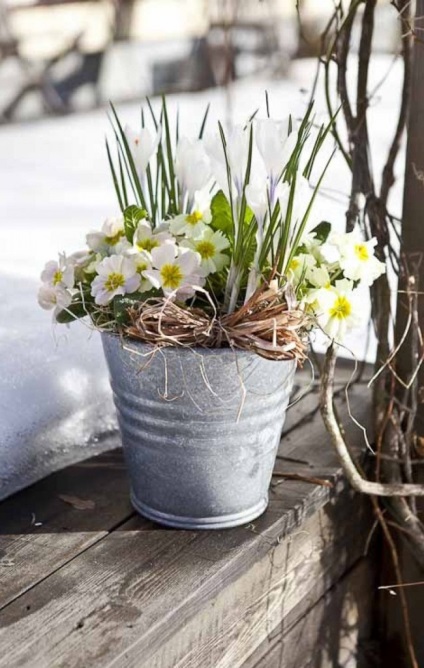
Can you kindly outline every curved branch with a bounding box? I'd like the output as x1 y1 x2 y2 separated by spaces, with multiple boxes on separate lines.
320 344 424 497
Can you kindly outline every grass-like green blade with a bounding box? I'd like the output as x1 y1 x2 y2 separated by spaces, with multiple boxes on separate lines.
117 147 128 208
198 103 210 139
109 103 148 212
105 138 124 211
161 96 178 215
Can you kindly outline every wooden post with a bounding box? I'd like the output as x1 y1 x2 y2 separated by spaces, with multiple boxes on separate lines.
396 1 424 436
385 8 424 663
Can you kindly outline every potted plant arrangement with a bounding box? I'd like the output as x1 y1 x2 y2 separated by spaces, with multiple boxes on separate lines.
38 99 385 529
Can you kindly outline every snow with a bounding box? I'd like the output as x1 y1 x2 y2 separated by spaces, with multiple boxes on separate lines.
0 56 405 498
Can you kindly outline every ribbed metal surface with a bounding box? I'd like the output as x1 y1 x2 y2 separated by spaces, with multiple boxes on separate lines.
102 333 296 529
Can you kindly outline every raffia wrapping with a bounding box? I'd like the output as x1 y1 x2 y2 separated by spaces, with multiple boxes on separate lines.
125 286 309 363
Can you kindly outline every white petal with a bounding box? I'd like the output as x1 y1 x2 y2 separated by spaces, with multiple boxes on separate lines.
143 269 162 289
177 248 200 275
151 242 177 268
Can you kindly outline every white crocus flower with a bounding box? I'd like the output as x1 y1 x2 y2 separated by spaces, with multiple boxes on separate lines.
244 176 270 301
125 124 161 177
337 230 386 285
91 255 141 306
205 125 250 199
41 253 75 290
277 175 310 226
133 220 171 253
307 279 362 341
37 284 73 318
245 178 268 226
182 229 229 274
175 138 211 205
86 216 128 255
143 243 203 299
256 118 298 203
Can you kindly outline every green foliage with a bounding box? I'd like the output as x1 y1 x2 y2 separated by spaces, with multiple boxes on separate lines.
210 191 233 237
113 290 161 325
310 221 332 243
55 301 88 324
123 205 147 243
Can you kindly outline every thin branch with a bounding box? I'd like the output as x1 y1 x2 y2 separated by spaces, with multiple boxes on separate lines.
320 345 424 496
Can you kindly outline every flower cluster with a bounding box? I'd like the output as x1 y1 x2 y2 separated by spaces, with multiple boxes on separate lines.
38 99 386 346
288 226 385 340
38 210 230 314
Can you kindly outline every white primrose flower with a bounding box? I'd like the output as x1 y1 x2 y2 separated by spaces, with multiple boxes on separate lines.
37 284 73 316
182 229 230 274
91 255 141 306
302 233 331 264
287 253 317 285
337 230 386 285
124 248 153 293
307 264 332 289
255 118 298 201
41 253 75 290
133 220 172 253
175 138 211 202
86 216 128 255
125 124 161 176
143 242 204 300
169 205 212 239
306 279 362 342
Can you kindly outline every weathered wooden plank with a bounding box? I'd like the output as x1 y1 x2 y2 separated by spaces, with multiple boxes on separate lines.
0 389 372 668
0 445 138 610
243 558 378 668
0 489 371 668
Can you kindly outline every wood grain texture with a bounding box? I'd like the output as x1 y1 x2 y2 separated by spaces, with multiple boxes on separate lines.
244 559 378 668
0 446 137 609
0 386 373 668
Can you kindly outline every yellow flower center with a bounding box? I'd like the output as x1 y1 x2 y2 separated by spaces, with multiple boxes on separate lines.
289 258 300 271
330 296 351 320
105 231 124 246
186 210 203 225
354 243 369 261
196 240 215 260
136 238 159 252
104 272 125 292
160 263 183 289
53 270 63 285
136 261 148 273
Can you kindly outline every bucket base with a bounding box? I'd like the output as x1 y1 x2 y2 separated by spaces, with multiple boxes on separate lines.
130 492 269 529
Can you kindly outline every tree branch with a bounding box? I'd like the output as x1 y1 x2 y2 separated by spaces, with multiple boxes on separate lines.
320 344 424 497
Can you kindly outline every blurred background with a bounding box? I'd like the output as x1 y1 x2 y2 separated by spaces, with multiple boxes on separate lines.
0 0 406 497
0 0 400 119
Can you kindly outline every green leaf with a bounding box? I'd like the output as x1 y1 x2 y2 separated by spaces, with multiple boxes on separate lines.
55 301 88 324
210 191 233 237
310 221 332 243
123 205 147 242
113 290 160 325
113 294 140 325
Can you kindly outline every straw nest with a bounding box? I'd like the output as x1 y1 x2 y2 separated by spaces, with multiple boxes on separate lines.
125 286 309 363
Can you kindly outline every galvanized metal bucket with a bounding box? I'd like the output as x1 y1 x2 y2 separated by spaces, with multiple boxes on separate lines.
102 333 296 529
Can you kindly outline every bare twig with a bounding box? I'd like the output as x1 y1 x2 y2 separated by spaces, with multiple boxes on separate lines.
320 344 424 497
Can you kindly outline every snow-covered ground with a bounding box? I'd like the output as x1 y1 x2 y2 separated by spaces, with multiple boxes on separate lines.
0 57 405 498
